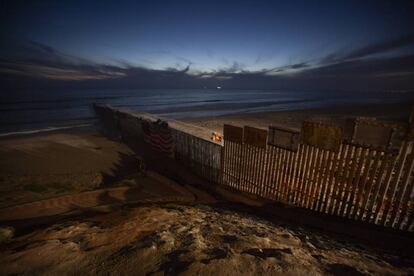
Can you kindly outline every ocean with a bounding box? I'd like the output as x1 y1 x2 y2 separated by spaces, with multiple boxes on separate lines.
0 88 412 137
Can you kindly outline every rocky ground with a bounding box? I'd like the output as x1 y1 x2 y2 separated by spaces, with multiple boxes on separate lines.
1 203 413 275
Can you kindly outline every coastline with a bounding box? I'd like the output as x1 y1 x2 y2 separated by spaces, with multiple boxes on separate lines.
0 102 412 207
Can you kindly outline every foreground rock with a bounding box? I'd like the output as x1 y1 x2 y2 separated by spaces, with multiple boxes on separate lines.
0 227 14 244
0 204 412 275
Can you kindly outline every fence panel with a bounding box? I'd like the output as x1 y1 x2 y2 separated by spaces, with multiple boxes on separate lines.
221 121 414 232
172 129 222 185
95 106 414 232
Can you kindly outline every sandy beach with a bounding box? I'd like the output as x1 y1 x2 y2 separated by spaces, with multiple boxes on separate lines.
0 131 137 208
185 102 414 132
0 103 413 275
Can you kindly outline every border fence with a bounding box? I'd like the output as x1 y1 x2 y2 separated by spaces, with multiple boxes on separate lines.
93 105 222 185
94 104 414 232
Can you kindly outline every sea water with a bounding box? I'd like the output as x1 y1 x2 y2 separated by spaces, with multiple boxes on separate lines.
0 88 412 136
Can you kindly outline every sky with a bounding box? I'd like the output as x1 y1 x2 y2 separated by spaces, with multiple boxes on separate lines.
1 0 414 91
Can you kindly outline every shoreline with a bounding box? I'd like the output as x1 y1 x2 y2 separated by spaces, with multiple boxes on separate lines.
1 101 413 140
0 123 96 140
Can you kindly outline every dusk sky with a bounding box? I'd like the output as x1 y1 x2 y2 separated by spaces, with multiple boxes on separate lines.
1 0 414 91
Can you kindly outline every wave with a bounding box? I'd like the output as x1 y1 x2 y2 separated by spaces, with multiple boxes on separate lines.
0 123 93 138
0 116 96 127
0 95 122 105
149 98 318 114
117 99 224 108
0 104 93 112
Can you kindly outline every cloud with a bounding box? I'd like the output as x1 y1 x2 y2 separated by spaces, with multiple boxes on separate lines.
266 62 310 74
27 41 56 55
320 32 414 65
1 39 414 92
301 54 414 78
0 40 129 81
345 32 414 60
218 61 246 74
164 63 191 73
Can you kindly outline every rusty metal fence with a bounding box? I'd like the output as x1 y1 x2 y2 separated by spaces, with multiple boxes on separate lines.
94 104 222 185
95 104 414 232
222 116 414 232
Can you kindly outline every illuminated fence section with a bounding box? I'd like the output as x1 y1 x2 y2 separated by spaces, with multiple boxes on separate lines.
172 129 222 185
221 118 414 232
94 104 414 232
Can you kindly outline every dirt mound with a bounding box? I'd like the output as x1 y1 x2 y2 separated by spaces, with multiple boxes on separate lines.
0 204 412 275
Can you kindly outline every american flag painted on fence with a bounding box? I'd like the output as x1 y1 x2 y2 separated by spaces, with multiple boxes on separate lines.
141 119 174 157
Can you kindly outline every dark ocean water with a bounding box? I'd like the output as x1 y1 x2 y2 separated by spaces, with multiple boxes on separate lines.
0 88 412 136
